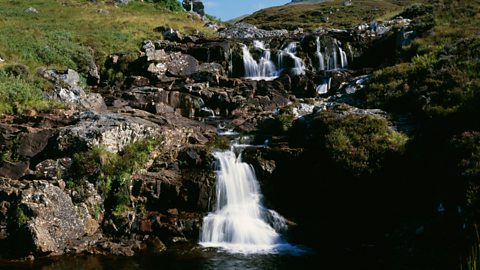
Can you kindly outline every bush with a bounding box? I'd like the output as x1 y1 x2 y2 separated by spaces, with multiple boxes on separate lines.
70 138 162 217
290 111 408 177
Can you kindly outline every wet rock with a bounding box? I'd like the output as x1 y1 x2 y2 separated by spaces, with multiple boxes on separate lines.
188 41 230 63
146 236 167 254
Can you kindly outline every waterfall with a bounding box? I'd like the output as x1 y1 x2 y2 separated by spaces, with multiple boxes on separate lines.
200 150 295 254
278 42 305 76
315 37 325 71
338 42 348 69
242 41 277 80
316 77 331 94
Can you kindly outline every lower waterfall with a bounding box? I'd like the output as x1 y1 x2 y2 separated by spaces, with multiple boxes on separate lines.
200 149 297 254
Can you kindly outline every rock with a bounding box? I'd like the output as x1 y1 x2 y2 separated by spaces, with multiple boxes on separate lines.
41 68 107 112
0 180 88 256
165 53 199 77
219 23 288 40
87 62 101 86
46 86 107 112
188 41 230 63
192 63 225 85
0 161 30 179
25 7 38 13
182 0 205 16
162 28 183 42
16 130 55 159
115 0 129 5
57 111 161 153
32 158 72 181
140 45 199 79
40 69 80 88
146 236 166 254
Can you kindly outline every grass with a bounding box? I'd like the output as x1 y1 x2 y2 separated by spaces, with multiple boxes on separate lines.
242 0 422 30
0 71 62 116
0 0 212 75
0 0 212 117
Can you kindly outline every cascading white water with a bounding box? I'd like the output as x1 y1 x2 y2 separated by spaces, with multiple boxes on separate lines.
242 41 278 80
339 44 348 69
316 77 331 94
317 37 348 71
315 36 325 71
200 150 294 254
278 42 306 75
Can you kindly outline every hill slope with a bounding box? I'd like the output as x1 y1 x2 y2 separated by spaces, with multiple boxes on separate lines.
242 0 422 30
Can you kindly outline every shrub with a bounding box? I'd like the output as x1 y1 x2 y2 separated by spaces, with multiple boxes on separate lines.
70 138 162 217
291 111 408 177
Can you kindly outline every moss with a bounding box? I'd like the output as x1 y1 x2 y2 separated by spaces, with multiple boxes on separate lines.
15 205 31 228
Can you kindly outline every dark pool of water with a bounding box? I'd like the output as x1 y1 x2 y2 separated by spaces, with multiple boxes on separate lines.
0 244 320 270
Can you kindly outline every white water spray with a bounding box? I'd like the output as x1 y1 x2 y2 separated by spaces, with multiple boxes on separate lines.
315 36 325 71
242 41 277 80
200 150 294 254
278 42 305 75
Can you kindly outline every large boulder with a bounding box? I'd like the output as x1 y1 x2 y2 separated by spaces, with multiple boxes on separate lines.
40 69 107 112
0 179 95 256
140 43 199 79
57 111 161 153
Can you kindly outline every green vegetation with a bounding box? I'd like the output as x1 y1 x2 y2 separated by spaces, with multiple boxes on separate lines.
242 0 421 30
70 138 161 217
15 205 31 228
0 0 213 117
314 112 407 176
0 72 61 116
0 0 211 75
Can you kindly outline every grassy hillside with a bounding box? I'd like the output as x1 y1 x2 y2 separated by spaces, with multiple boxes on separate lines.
0 0 212 116
0 0 211 74
242 0 422 30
